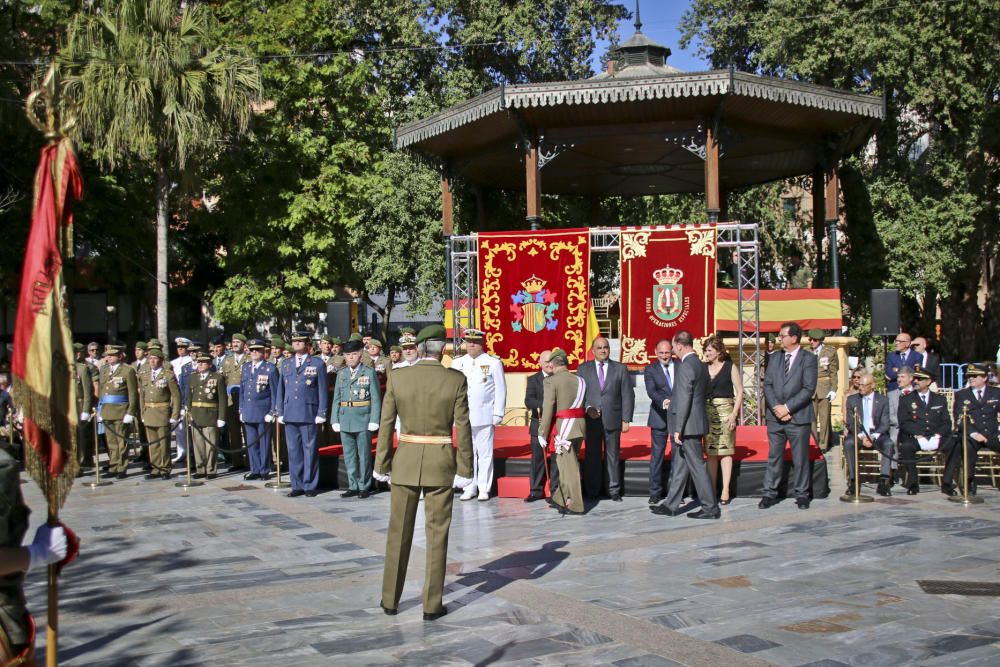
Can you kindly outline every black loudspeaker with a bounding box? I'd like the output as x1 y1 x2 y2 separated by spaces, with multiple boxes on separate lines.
325 301 352 340
871 289 900 336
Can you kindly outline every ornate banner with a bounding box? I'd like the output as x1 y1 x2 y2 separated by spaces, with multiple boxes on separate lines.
478 229 590 371
619 226 717 370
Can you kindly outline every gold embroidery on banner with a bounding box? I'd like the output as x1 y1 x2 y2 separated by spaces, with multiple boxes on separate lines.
621 231 651 261
687 228 716 258
621 336 648 365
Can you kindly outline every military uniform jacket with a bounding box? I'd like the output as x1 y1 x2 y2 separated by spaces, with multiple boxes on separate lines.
375 360 473 486
898 391 952 441
221 353 250 402
275 355 329 422
139 366 181 427
953 386 1000 443
332 364 382 432
450 353 507 427
812 344 839 398
240 360 278 423
134 358 150 384
98 363 138 420
186 371 226 427
538 369 586 443
74 361 93 415
0 448 30 646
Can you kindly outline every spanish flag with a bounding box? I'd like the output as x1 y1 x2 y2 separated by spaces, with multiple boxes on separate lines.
584 304 601 362
714 288 842 333
11 137 81 509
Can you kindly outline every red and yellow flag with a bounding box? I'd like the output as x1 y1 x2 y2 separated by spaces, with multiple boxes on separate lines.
714 288 842 332
12 137 82 510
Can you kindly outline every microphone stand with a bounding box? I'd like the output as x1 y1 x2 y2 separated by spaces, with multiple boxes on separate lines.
841 406 873 503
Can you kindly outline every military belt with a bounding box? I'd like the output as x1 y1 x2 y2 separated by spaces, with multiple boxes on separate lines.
144 401 169 408
191 401 216 408
398 433 453 445
339 401 371 407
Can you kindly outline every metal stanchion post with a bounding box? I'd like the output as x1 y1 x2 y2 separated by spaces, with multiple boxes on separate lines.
86 410 112 488
949 406 984 505
176 413 204 489
841 408 873 503
265 420 290 489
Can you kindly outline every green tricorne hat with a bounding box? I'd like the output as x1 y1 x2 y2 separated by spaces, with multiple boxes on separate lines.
231 333 248 342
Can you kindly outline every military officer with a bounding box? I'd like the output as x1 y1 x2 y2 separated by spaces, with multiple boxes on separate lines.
174 343 198 464
897 367 955 495
332 339 382 498
808 329 838 452
352 333 373 367
131 340 151 462
388 345 403 367
96 344 139 479
374 325 473 620
316 335 341 446
138 348 180 479
133 341 149 377
537 348 586 514
186 352 226 479
221 333 250 470
269 336 285 369
239 339 279 481
450 328 507 501
399 328 419 367
330 336 345 362
275 332 329 497
74 346 94 474
950 364 1000 495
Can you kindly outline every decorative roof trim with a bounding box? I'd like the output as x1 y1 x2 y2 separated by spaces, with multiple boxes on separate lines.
395 71 883 149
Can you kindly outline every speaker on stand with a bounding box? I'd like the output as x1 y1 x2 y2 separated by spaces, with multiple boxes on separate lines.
871 289 901 372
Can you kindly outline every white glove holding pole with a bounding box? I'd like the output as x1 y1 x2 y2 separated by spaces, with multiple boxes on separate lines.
27 524 67 573
96 413 103 423
217 420 226 428
240 413 246 423
367 422 378 432
122 414 134 425
264 414 274 423
537 436 547 451
277 416 284 424
453 475 474 489
373 471 391 484
79 412 90 422
826 391 837 402
314 416 325 425
332 423 341 433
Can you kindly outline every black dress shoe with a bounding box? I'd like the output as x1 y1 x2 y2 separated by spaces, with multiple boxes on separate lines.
423 607 448 621
358 491 371 499
524 494 544 503
796 498 810 509
116 472 127 480
758 497 777 509
968 481 977 496
192 472 206 479
341 489 359 498
648 495 663 505
719 498 732 506
876 478 891 497
206 473 217 480
845 482 856 496
244 472 261 481
287 489 305 498
379 601 397 616
906 486 919 496
144 473 159 480
304 491 317 497
688 510 720 519
610 493 622 502
650 505 679 516
941 484 958 497
161 473 171 480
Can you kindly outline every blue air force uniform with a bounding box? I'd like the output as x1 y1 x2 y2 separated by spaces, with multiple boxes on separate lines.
276 345 329 493
240 343 279 479
331 361 382 493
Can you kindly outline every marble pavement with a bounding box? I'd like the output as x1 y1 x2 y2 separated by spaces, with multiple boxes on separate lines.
20 450 1000 666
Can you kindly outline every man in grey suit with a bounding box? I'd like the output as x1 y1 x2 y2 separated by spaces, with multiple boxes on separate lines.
761 321 818 509
843 372 893 496
651 330 719 519
576 337 635 501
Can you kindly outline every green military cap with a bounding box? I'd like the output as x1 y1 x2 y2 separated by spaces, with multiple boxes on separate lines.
270 335 285 347
284 344 294 352
390 345 402 353
400 326 416 336
195 352 212 363
415 324 446 344
766 333 776 343
147 348 165 360
73 342 84 352
549 347 568 363
134 341 148 351
912 365 931 380
231 333 248 342
368 338 384 350
320 334 333 344
349 332 363 342
967 363 987 377
807 328 825 341
329 336 342 345
147 338 163 349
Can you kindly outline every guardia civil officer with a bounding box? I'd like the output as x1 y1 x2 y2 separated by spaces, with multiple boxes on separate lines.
275 332 329 497
331 339 381 498
239 339 279 481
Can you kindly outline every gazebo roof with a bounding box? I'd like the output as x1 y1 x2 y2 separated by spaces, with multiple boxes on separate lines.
395 69 883 197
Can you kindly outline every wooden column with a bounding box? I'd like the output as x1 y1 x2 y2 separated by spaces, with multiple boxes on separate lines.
441 171 454 236
525 136 541 229
704 125 720 222
825 163 841 289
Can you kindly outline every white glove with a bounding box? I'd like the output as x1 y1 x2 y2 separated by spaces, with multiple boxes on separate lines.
367 422 378 432
79 412 90 422
373 471 391 483
537 436 547 450
826 391 837 402
492 414 503 426
332 423 341 432
179 409 186 419
240 413 246 423
453 474 474 489
264 414 274 423
315 416 325 424
122 414 134 425
217 420 226 428
27 524 67 572
277 416 285 424
96 413 103 423
169 418 177 428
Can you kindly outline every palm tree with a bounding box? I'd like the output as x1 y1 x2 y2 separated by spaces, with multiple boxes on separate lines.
59 0 261 343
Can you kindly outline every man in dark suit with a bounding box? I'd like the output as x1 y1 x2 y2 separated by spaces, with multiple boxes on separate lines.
651 331 718 519
576 337 635 501
761 321 818 509
897 367 955 495
885 331 921 391
843 372 893 496
910 337 941 385
951 364 1000 495
523 350 559 502
643 339 674 504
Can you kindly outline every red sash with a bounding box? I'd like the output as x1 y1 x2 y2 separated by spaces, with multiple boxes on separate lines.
555 407 585 419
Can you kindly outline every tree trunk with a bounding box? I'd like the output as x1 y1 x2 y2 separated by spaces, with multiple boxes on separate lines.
155 163 170 344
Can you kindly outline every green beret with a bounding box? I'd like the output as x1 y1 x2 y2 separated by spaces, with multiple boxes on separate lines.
390 345 402 353
134 341 147 350
368 339 384 350
400 326 416 335
416 324 446 344
549 347 568 363
147 348 165 360
231 333 248 342
321 335 333 344
329 336 342 345
808 328 825 341
349 333 363 342
284 344 294 352
270 336 285 347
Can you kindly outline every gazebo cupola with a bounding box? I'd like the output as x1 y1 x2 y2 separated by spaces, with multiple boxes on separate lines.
594 3 682 79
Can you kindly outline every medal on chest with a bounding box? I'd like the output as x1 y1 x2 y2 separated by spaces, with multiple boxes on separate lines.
480 365 490 384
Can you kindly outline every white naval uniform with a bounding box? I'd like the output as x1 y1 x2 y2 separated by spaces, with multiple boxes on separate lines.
450 352 507 496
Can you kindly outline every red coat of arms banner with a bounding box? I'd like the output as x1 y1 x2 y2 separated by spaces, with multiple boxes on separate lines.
619 226 717 370
478 229 590 371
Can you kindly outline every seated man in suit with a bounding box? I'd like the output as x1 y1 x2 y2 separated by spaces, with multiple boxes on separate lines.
897 367 955 495
950 363 1000 495
843 372 893 496
643 339 674 505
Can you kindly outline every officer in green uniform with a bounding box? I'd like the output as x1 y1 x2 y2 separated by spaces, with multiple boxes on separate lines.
332 339 381 498
73 344 95 474
139 348 181 480
132 340 151 465
269 336 285 370
186 352 226 479
808 329 839 452
97 344 139 479
538 347 587 514
374 325 473 620
221 333 250 470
